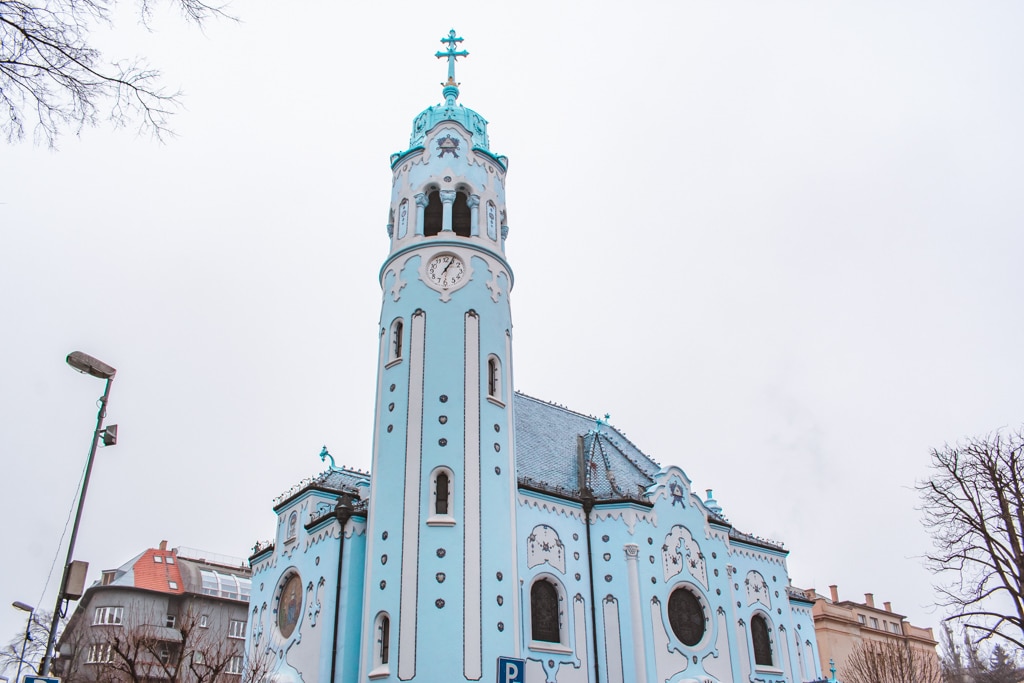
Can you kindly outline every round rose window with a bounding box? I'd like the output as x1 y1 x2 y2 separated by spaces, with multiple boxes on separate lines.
277 573 303 638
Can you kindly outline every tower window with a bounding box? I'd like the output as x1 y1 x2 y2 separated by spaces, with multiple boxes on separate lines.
397 199 409 239
424 190 442 236
486 201 497 240
487 355 502 403
530 578 562 644
389 319 404 363
453 191 471 237
751 613 773 667
435 472 450 515
427 467 455 526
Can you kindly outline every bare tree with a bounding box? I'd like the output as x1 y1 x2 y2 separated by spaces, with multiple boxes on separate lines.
842 639 942 683
0 610 59 680
65 604 251 683
919 428 1024 650
0 0 230 146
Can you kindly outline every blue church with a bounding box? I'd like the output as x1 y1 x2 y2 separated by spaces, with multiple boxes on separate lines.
245 32 826 683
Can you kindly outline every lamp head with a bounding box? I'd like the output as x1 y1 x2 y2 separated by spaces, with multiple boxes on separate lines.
12 601 33 613
66 351 116 379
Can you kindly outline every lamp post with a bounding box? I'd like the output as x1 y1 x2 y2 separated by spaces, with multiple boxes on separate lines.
39 352 117 677
12 601 34 683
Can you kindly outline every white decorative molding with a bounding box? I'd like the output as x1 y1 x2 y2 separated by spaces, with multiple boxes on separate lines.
725 545 788 566
624 544 648 683
648 596 690 680
591 507 656 533
517 493 586 521
662 525 708 589
526 525 566 574
464 311 482 681
485 264 504 303
398 310 426 680
745 570 771 609
602 596 624 683
306 577 325 627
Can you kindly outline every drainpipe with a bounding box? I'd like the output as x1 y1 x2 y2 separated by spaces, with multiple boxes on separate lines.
578 435 601 683
329 495 354 683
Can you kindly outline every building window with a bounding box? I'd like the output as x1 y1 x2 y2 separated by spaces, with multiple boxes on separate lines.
486 201 497 240
87 643 114 663
891 622 902 634
369 612 391 678
871 617 879 629
101 571 116 586
397 199 409 239
530 579 561 644
165 614 176 628
154 555 163 563
389 319 404 363
423 190 442 236
858 614 866 625
427 467 455 526
751 613 773 667
226 655 244 675
286 511 298 542
158 646 175 665
667 586 706 647
168 581 178 590
229 619 246 639
193 652 204 665
200 569 251 601
199 614 208 628
166 556 174 565
93 606 123 626
452 191 471 237
487 355 502 402
436 472 450 515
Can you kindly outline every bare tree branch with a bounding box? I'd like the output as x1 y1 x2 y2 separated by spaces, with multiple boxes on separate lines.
0 0 233 146
919 427 1024 651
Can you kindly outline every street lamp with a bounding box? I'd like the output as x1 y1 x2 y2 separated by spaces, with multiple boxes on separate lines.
39 352 117 676
12 601 34 683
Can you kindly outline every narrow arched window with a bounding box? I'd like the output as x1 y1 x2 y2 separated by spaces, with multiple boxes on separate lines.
390 319 403 362
531 580 560 643
371 612 391 674
453 191 471 237
379 614 390 664
435 472 450 515
424 190 442 236
486 201 497 240
397 199 409 239
751 613 773 667
487 356 501 401
286 511 298 542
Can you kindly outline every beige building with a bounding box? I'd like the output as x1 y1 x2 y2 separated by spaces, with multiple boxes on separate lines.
796 584 939 679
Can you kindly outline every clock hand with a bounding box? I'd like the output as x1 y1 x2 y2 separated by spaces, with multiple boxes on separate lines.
442 260 454 275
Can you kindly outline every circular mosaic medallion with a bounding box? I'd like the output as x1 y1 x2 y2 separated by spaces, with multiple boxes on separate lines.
276 573 303 638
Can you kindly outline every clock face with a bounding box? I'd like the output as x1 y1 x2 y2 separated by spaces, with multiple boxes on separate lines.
427 254 466 289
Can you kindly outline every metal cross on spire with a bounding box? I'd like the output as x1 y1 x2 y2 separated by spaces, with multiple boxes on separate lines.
436 29 469 84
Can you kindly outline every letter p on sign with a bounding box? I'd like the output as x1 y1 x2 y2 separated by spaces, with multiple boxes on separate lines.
496 656 525 683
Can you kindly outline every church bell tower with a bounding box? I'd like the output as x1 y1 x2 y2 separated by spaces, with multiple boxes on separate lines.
359 31 521 681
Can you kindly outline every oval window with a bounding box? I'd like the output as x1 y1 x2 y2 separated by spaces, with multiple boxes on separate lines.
667 587 705 646
277 573 303 638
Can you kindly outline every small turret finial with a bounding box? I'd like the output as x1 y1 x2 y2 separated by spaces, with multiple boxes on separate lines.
435 29 468 105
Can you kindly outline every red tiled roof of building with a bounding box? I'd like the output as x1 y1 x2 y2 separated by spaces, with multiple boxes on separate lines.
133 548 185 594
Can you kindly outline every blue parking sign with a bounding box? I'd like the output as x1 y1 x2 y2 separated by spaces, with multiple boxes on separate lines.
497 656 525 683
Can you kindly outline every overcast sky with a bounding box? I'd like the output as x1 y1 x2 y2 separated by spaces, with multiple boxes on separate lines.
3 0 1023 658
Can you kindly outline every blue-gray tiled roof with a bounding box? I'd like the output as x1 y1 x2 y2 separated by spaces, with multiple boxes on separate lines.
514 393 661 502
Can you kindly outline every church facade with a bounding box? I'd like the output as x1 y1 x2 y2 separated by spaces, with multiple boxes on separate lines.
245 32 826 683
